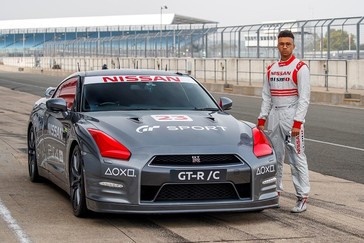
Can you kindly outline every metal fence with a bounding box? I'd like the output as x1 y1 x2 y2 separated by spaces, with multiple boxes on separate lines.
1 16 364 59
39 16 364 60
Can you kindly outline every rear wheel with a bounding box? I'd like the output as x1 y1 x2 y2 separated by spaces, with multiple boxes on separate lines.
70 145 89 217
28 126 41 182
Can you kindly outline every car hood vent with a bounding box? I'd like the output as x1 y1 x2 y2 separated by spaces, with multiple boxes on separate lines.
206 116 216 122
128 117 142 123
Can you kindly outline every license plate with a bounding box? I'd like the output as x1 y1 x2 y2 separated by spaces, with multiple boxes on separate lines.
171 169 227 182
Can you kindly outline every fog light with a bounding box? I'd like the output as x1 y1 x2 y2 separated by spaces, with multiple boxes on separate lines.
99 182 124 188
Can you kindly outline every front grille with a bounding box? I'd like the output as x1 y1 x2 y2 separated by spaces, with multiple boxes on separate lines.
150 154 242 166
140 183 251 202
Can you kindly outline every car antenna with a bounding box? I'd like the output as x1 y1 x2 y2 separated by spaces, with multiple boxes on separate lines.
77 62 80 72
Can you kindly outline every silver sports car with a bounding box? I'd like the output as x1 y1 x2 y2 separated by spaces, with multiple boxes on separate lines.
27 69 278 217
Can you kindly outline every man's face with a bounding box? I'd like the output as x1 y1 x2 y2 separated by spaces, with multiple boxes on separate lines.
277 37 295 60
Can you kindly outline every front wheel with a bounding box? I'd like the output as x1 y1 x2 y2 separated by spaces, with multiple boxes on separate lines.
28 126 41 182
70 145 89 217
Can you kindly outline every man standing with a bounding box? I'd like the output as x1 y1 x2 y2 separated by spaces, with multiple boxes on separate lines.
257 30 310 213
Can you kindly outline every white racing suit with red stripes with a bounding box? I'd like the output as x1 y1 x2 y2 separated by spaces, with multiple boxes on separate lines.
258 55 310 198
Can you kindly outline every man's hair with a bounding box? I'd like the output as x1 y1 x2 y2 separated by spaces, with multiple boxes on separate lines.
278 30 294 40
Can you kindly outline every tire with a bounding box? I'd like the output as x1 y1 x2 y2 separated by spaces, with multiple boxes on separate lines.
70 145 89 217
28 126 41 182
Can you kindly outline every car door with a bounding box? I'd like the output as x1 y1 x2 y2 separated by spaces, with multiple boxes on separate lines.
43 76 79 184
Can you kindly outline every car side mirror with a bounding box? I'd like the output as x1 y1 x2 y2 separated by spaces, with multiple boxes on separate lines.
219 97 233 111
46 98 67 112
45 87 56 98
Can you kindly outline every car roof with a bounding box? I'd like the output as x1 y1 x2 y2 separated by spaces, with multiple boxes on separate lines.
71 69 187 78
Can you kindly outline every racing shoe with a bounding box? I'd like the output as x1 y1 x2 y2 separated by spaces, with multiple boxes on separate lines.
291 197 307 213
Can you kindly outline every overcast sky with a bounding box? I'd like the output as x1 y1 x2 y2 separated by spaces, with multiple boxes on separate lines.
1 0 363 26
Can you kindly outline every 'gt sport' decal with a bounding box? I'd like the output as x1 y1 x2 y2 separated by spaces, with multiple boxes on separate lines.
166 126 227 131
84 76 196 84
136 125 160 133
151 115 193 121
136 125 227 133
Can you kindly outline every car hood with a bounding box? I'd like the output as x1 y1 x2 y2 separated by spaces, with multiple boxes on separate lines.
83 110 253 149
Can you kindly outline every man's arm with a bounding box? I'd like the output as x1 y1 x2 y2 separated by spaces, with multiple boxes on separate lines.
292 64 310 136
257 68 273 129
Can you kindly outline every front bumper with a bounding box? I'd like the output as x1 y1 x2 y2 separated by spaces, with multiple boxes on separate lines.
86 196 279 214
83 151 278 214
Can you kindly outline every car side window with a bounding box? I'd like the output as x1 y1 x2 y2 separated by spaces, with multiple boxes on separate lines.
53 77 79 109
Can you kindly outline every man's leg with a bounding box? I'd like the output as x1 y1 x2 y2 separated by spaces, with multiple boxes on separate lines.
286 126 310 212
269 126 286 193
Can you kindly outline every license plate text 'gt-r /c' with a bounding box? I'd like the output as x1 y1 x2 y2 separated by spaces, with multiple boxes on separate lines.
171 169 227 182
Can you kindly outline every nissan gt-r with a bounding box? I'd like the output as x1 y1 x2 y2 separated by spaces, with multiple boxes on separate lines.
27 69 278 217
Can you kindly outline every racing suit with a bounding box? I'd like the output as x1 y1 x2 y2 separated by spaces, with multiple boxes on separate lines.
258 55 310 198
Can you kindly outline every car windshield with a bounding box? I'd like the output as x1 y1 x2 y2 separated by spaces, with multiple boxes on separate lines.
81 77 219 112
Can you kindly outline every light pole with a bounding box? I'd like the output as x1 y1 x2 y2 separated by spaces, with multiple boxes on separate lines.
160 5 167 58
22 33 26 61
349 33 352 51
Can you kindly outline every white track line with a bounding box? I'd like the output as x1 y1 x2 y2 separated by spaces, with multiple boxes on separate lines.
305 138 364 152
0 199 31 243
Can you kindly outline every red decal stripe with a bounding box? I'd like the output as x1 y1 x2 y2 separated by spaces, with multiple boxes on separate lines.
292 61 306 85
278 55 295 66
271 88 298 96
295 134 301 154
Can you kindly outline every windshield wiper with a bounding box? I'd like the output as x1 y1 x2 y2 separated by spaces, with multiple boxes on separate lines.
193 107 220 111
124 108 171 110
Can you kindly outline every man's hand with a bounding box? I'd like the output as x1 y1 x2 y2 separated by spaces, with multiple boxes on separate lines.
291 127 300 137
